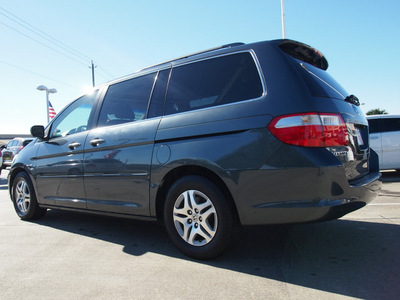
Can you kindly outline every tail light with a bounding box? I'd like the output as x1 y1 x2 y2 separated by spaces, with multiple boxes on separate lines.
269 113 349 147
20 146 24 151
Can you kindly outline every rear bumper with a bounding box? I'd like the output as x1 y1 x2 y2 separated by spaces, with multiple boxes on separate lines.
231 168 382 225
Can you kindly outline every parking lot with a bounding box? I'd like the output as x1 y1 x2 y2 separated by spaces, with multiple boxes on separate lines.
0 169 399 300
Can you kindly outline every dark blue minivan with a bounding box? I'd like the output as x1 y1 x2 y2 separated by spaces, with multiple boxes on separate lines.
9 39 381 259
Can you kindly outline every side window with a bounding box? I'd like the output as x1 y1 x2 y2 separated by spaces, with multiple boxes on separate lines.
147 69 170 118
49 91 98 138
98 73 156 127
368 119 380 134
165 52 263 115
380 118 400 133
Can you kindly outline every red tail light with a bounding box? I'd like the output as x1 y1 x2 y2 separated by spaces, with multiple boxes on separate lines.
268 113 349 147
20 146 24 151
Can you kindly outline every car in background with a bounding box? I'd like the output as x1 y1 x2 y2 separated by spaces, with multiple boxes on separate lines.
1 137 34 169
0 149 3 175
367 115 400 171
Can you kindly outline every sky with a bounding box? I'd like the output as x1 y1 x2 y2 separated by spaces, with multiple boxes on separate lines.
0 0 399 134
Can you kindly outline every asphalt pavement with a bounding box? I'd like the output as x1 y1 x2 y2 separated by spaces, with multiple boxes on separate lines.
0 169 399 300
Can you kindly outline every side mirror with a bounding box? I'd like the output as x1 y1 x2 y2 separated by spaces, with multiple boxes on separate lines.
31 125 45 140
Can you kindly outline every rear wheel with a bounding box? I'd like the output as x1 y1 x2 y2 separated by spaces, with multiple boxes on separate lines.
164 175 235 260
12 172 46 220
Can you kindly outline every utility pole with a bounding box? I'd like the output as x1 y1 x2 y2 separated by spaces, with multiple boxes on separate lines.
281 0 287 39
90 60 97 87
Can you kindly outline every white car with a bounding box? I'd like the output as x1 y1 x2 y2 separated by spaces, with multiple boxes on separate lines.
367 115 400 171
0 149 2 175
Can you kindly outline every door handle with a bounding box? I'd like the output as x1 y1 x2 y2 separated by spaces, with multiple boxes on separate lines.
369 136 379 140
90 138 105 147
68 142 81 150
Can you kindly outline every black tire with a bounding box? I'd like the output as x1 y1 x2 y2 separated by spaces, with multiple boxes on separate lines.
164 175 235 260
12 172 46 220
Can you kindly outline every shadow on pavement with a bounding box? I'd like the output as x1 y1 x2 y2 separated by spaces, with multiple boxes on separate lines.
33 209 399 300
0 175 8 190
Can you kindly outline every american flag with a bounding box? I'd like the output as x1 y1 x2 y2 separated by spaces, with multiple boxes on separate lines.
49 101 57 119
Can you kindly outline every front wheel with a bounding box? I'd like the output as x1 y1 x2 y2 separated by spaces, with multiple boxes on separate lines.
12 172 46 220
164 176 235 260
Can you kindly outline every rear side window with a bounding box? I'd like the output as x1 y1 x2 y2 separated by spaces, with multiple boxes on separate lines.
98 73 156 127
164 52 263 115
22 140 32 147
369 118 400 134
368 119 380 134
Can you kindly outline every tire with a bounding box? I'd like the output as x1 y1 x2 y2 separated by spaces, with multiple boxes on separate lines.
164 175 235 260
12 172 46 220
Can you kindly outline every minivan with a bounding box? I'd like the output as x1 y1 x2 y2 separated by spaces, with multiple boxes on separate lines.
9 39 381 259
367 114 400 171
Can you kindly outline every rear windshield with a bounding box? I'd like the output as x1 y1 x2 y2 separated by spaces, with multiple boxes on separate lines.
298 62 349 100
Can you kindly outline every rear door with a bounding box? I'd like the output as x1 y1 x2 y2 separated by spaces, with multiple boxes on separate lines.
368 118 383 167
84 70 169 216
380 118 400 169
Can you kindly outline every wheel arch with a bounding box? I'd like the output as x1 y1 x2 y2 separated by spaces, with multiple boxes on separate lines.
155 165 240 225
8 166 34 199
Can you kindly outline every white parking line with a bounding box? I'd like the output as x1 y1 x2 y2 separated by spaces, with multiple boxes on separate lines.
369 203 400 206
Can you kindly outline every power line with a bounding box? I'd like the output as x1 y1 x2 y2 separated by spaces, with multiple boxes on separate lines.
0 6 91 63
0 6 116 84
0 59 79 89
0 20 89 67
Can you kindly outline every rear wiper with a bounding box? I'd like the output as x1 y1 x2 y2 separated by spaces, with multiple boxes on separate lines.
345 94 360 106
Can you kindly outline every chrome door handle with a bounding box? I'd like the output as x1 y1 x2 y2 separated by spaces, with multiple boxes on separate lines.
90 138 105 147
68 142 81 150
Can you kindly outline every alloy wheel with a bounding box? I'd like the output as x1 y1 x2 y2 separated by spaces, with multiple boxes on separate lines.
173 190 218 246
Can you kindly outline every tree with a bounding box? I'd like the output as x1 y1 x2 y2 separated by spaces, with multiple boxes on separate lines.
366 108 388 115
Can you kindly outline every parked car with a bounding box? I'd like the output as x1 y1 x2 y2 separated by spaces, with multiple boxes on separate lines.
8 39 381 259
1 137 33 169
0 148 3 175
367 115 400 171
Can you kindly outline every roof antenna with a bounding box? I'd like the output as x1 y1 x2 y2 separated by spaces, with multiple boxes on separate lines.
281 0 287 39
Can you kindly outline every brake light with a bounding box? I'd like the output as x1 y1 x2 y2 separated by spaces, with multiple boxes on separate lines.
268 113 349 147
20 146 24 151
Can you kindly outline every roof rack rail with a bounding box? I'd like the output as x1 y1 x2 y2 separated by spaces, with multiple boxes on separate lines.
180 42 245 60
139 42 244 72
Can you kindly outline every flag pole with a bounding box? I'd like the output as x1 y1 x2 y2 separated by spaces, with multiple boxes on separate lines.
281 0 287 39
46 91 50 123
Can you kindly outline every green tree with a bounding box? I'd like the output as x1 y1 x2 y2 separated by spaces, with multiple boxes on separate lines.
366 108 388 115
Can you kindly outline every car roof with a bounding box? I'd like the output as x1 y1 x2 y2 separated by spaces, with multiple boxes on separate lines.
366 114 400 119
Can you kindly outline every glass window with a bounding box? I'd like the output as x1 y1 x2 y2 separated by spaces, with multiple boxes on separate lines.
147 69 170 118
49 91 98 138
368 119 380 134
164 52 263 115
369 118 400 134
380 118 400 133
98 73 156 127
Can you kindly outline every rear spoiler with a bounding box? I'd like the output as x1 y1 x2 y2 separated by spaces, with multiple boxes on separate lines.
278 39 329 71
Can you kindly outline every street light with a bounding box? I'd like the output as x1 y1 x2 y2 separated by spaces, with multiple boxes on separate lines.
37 85 57 123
